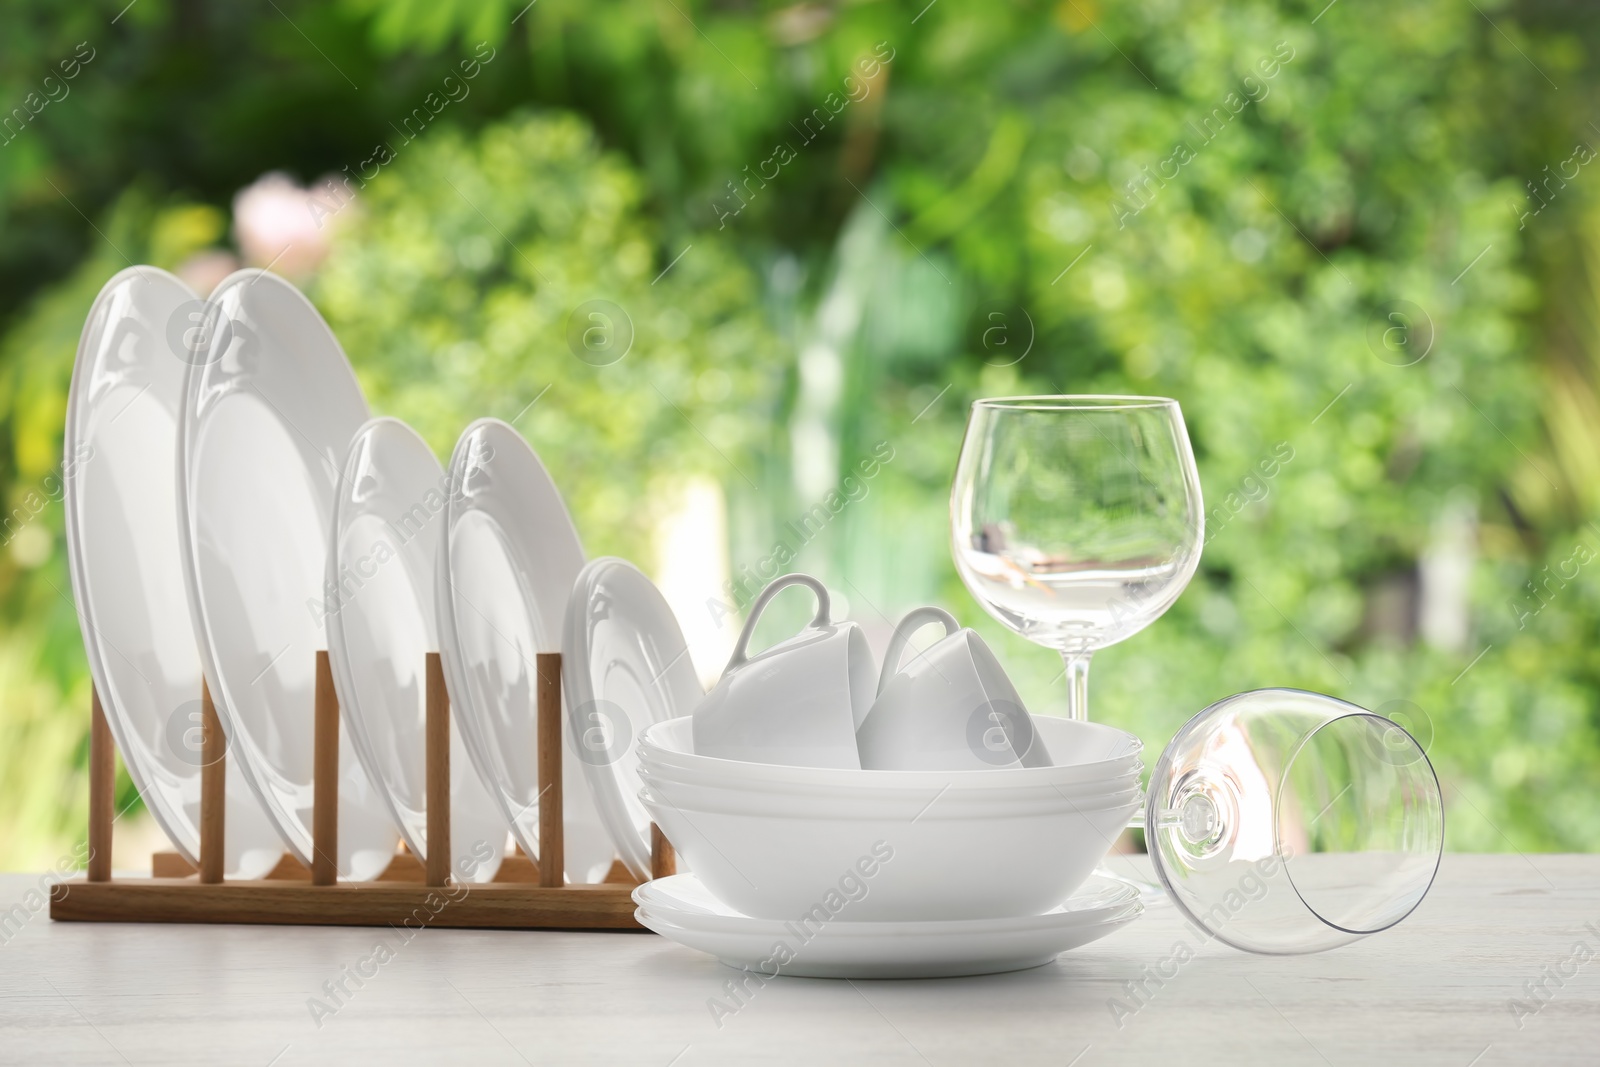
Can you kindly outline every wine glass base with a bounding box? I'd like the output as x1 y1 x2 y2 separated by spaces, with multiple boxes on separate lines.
1094 863 1169 906
1096 814 1169 905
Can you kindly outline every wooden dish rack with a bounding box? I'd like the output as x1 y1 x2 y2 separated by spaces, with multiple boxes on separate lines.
49 651 671 930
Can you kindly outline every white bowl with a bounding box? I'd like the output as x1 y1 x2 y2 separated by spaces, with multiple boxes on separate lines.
635 758 1143 812
638 781 1141 922
637 765 1143 818
637 715 1143 793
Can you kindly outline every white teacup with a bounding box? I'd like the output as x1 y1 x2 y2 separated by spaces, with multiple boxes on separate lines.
691 573 871 769
856 607 1052 771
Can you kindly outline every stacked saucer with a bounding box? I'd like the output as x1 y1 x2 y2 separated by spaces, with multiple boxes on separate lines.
633 870 1141 980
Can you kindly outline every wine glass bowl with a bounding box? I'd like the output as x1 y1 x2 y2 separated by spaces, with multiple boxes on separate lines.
1145 688 1444 954
951 396 1204 719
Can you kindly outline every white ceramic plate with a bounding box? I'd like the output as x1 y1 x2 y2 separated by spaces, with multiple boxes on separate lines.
326 418 510 883
64 266 283 879
176 268 396 879
633 873 1142 979
435 418 612 883
563 557 703 880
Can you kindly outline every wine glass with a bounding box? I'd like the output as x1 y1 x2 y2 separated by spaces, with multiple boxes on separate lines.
949 397 1445 949
1145 688 1443 952
950 396 1204 722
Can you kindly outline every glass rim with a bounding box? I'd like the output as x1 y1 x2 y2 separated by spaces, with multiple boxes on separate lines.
971 394 1180 412
1273 710 1444 940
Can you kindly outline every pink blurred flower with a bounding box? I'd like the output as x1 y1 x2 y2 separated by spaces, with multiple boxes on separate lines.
232 172 334 277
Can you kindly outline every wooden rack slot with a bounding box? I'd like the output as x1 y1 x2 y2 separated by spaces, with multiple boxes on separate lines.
51 651 670 930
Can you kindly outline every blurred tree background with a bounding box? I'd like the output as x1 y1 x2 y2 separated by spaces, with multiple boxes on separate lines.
2 0 1599 868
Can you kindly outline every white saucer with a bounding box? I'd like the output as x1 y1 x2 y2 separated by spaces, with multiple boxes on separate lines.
435 419 612 883
177 269 397 879
633 873 1142 979
326 418 510 882
563 558 703 880
64 266 283 878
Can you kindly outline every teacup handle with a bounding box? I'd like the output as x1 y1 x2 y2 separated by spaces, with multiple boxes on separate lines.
878 606 959 695
727 573 832 670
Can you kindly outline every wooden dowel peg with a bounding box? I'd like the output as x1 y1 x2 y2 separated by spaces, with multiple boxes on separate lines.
424 652 450 888
650 824 676 881
199 677 225 884
87 686 114 883
536 652 564 888
312 651 339 887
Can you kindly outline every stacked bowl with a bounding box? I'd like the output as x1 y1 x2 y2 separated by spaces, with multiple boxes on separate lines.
637 715 1143 923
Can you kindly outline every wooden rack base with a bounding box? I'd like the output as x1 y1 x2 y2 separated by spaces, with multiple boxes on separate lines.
51 652 671 931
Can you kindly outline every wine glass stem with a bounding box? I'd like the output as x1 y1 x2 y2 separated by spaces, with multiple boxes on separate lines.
1062 652 1092 722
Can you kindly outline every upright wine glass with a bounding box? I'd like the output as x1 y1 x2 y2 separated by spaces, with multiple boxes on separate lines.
951 396 1204 723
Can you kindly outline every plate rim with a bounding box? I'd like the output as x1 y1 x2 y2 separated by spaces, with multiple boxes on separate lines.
633 871 1142 937
174 267 384 870
434 416 611 881
64 266 204 864
562 555 703 880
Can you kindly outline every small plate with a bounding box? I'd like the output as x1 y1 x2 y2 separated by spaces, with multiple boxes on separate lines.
633 873 1142 979
177 269 397 879
65 266 283 878
326 418 510 883
563 558 703 880
435 419 612 883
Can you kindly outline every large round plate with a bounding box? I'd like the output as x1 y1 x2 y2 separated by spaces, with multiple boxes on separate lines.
326 418 510 883
633 873 1142 979
563 558 703 880
176 268 396 879
435 418 612 883
64 266 283 878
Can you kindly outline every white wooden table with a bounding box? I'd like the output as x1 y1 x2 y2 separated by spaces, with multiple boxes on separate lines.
2 855 1595 1065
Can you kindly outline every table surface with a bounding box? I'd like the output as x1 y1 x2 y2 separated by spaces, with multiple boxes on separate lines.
1 854 1596 1066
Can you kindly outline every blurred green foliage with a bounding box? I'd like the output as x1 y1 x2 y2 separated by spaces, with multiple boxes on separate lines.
3 0 1600 867
313 111 778 558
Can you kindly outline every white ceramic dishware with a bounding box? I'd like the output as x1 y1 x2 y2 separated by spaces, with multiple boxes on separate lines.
643 714 1142 792
633 872 1142 979
563 557 704 880
176 268 395 879
637 764 1143 816
435 418 612 883
325 418 510 883
639 720 1142 922
65 266 283 879
639 712 1142 807
857 606 1052 771
692 573 871 769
